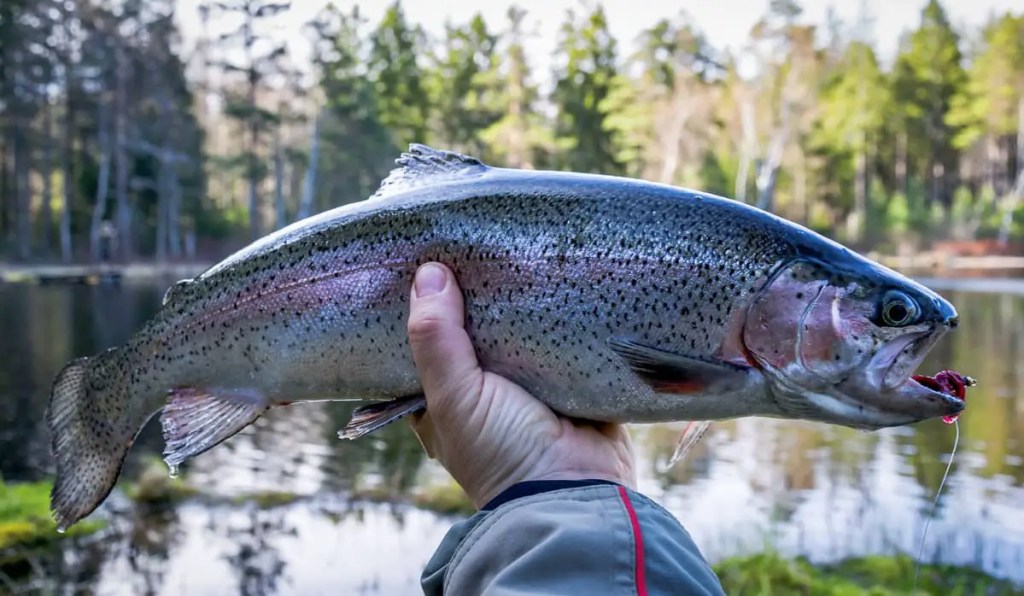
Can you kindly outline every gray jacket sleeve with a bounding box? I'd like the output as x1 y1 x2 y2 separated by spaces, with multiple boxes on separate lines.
421 480 725 595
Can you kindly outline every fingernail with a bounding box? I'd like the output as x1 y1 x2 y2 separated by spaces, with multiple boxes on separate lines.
415 264 446 297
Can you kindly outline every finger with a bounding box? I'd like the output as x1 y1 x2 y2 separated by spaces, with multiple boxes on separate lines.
407 263 482 409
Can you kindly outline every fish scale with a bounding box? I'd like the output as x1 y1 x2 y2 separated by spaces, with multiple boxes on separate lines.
46 144 965 530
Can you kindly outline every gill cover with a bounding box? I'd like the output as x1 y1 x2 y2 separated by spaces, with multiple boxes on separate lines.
742 260 870 385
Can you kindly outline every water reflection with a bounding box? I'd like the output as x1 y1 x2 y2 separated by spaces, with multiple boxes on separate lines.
0 280 1021 592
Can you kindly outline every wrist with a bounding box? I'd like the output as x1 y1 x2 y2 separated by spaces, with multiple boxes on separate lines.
479 478 627 511
467 464 636 509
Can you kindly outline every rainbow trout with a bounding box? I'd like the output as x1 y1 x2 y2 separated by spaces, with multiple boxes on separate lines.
48 145 965 529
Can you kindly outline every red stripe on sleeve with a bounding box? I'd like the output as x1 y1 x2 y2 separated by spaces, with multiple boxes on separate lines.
617 486 648 596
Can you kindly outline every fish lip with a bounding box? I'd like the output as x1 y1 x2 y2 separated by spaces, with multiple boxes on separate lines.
910 376 966 411
844 377 965 430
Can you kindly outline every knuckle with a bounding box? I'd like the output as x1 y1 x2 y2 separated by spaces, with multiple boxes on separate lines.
407 310 446 344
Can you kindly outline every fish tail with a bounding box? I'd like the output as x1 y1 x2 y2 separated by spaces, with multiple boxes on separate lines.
47 350 138 531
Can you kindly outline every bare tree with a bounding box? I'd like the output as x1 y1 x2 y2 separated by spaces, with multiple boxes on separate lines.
297 111 320 221
114 41 132 259
88 105 112 261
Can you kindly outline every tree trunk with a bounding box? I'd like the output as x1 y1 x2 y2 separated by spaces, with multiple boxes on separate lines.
155 155 170 262
658 83 693 185
847 144 867 243
114 43 132 260
168 166 182 258
755 118 786 213
997 168 1024 248
794 148 807 223
39 98 54 255
273 125 286 229
60 71 74 263
931 160 944 206
508 55 526 169
14 133 32 260
0 129 8 238
89 111 112 262
895 130 907 196
245 10 261 240
298 111 320 221
735 101 756 203
986 135 998 195
1017 99 1024 188
247 155 260 239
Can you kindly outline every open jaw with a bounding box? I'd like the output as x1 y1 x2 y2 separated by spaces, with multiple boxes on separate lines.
872 330 968 421
911 370 974 423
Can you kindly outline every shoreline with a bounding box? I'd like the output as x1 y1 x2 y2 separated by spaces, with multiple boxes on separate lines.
0 262 213 284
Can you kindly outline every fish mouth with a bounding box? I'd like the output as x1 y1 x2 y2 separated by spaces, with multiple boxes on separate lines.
871 328 965 421
880 331 936 390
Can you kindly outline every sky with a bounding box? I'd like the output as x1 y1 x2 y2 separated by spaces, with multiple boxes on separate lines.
174 0 1021 85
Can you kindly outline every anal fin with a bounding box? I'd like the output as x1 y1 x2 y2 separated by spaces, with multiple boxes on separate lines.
667 421 712 468
160 388 268 470
339 395 426 440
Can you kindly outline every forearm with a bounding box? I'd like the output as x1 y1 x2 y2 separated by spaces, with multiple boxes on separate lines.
421 480 724 595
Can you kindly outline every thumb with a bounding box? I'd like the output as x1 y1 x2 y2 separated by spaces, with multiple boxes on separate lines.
407 263 482 411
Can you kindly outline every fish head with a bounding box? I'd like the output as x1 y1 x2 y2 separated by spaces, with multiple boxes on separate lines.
741 258 963 429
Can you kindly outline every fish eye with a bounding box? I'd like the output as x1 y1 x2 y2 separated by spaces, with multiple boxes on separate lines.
881 290 919 327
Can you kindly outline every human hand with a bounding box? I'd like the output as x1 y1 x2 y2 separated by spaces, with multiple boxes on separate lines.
405 263 636 508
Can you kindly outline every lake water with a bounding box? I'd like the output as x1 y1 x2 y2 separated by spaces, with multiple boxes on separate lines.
0 280 1022 593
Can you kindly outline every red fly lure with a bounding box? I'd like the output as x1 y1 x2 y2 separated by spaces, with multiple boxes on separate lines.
911 370 975 423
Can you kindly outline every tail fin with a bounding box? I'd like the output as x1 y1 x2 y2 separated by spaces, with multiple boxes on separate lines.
47 353 136 531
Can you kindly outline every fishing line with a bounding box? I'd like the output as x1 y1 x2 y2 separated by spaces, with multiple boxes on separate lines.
912 419 960 595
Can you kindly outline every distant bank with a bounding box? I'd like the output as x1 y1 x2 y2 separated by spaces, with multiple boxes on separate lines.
0 262 212 285
873 253 1024 272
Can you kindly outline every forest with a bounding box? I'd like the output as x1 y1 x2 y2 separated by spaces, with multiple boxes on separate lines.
0 0 1022 263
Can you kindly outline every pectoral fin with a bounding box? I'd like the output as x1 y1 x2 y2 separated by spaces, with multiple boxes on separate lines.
338 395 427 440
607 337 750 394
160 388 268 470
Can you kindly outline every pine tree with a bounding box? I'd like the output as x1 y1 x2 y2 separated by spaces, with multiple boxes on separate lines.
311 5 394 206
368 2 430 149
551 6 622 174
429 14 503 158
481 7 551 168
892 0 966 205
948 14 1024 195
816 41 890 241
202 0 290 240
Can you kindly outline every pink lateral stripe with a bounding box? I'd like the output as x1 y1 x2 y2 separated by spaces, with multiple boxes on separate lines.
617 486 648 596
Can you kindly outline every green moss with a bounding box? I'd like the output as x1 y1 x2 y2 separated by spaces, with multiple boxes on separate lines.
833 555 1022 595
712 553 1022 595
0 479 105 550
239 491 302 509
412 482 475 516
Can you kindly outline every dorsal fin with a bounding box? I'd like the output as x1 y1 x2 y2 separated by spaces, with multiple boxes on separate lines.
162 278 193 306
372 144 488 199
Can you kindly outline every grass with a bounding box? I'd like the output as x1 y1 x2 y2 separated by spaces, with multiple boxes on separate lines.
234 491 302 508
0 479 105 550
411 481 475 516
713 552 1022 595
